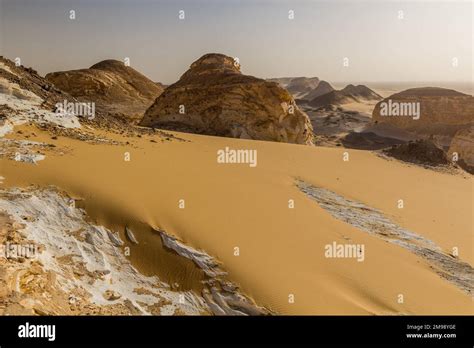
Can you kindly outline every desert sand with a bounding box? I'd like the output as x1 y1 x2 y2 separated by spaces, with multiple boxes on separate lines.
340 101 378 117
1 123 472 315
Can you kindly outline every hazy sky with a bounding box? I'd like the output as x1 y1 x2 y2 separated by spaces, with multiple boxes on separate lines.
0 0 472 84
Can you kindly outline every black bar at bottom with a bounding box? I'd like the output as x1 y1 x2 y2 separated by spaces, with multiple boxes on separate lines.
0 315 472 346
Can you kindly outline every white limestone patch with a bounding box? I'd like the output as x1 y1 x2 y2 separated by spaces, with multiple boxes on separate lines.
0 139 48 164
0 120 13 137
297 179 474 295
159 230 270 315
0 187 208 315
13 153 45 164
0 77 81 136
160 232 227 278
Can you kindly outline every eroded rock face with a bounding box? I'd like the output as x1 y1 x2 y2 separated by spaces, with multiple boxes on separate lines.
0 56 82 130
0 56 72 108
46 60 164 120
372 88 474 139
140 54 314 145
448 127 474 174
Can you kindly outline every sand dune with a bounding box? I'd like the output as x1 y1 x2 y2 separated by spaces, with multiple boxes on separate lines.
1 123 472 315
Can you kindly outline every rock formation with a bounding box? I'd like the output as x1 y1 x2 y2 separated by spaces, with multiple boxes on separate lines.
341 131 405 150
0 56 82 131
140 54 313 145
448 127 474 174
46 60 164 120
0 56 71 109
372 87 473 140
383 139 451 167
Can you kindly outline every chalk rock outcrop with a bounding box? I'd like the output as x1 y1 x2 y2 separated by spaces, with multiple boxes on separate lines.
46 60 164 119
0 56 82 130
140 54 313 144
0 56 71 108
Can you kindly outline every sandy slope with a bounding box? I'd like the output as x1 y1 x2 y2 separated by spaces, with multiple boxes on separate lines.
1 125 472 315
340 101 378 117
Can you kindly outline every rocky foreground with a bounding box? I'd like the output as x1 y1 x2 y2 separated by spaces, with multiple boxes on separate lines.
0 56 271 316
0 186 270 315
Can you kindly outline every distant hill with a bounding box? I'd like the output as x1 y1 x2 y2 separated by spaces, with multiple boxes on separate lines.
372 87 473 139
308 84 382 108
390 87 468 98
267 77 336 101
267 77 306 87
303 81 335 100
371 87 473 166
285 77 320 97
